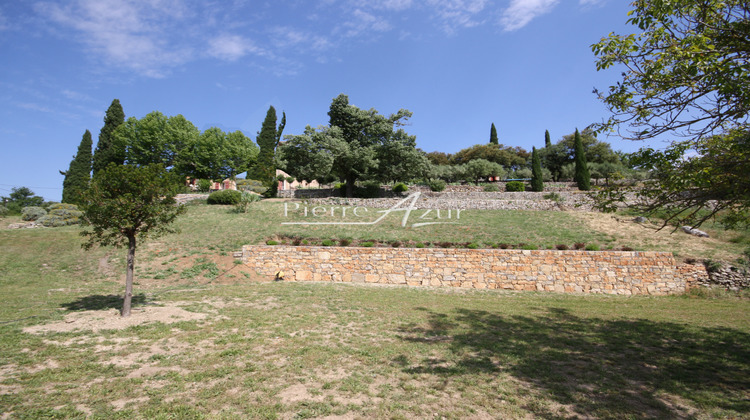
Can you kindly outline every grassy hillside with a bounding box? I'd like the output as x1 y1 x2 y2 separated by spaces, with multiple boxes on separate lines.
0 202 748 418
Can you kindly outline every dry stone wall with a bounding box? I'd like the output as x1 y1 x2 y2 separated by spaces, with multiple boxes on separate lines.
242 245 707 295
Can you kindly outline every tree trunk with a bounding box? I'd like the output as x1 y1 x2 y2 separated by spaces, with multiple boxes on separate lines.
122 235 136 317
345 174 355 198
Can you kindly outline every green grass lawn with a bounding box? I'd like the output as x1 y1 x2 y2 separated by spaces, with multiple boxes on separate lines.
1 202 749 419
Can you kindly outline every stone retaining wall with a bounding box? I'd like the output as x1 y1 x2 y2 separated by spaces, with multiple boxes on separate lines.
242 245 707 295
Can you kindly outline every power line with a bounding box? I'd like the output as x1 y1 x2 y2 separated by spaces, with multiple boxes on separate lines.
0 183 62 190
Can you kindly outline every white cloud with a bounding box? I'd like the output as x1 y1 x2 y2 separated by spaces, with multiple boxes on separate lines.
500 0 560 31
425 0 489 34
34 0 194 77
208 34 263 62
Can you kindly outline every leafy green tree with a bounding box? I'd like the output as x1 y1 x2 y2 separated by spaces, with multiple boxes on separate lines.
2 187 44 214
253 106 286 196
61 130 93 205
591 0 750 228
490 123 498 145
93 99 125 177
530 146 544 191
327 94 413 197
573 129 591 190
463 159 505 185
80 164 185 317
177 128 258 181
277 126 338 183
375 130 430 184
545 130 551 148
451 144 528 170
425 151 451 165
117 112 200 168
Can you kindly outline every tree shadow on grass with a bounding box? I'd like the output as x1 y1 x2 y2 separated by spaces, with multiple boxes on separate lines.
60 294 148 311
397 307 750 419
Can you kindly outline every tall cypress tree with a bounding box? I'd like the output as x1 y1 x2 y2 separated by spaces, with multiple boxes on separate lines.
253 106 286 196
544 130 551 148
489 123 498 145
530 146 544 192
573 129 591 191
61 130 93 205
93 99 125 176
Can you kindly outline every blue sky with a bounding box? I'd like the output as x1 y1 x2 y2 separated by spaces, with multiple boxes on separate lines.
0 0 643 202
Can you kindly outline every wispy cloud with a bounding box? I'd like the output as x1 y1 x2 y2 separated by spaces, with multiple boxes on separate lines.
34 0 194 77
208 34 264 62
500 0 560 32
426 0 489 34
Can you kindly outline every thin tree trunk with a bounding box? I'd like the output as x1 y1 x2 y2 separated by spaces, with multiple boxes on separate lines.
122 235 136 317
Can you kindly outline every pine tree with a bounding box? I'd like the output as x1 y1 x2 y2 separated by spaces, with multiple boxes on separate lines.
545 130 551 148
93 99 125 176
489 123 498 145
252 106 286 196
530 146 544 192
573 129 591 191
61 130 93 205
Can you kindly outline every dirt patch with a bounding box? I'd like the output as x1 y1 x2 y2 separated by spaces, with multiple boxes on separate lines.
22 305 209 334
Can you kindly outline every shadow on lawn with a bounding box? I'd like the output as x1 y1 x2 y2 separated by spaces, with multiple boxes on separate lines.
61 294 148 311
397 307 750 419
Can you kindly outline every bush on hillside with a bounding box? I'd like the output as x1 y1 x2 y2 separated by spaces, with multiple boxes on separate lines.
483 184 500 192
427 179 446 192
21 206 47 221
393 183 408 194
207 190 242 205
505 181 525 192
38 203 84 227
0 205 8 218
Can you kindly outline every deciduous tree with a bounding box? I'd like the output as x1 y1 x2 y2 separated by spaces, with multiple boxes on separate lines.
80 164 185 317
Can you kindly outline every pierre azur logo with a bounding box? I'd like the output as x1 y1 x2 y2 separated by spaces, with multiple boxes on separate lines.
281 192 462 228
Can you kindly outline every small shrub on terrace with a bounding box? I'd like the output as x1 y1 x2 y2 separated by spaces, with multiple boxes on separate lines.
392 183 408 194
339 239 351 246
21 206 47 221
585 244 600 251
621 246 634 251
391 241 401 248
505 181 525 192
266 240 279 245
574 242 586 250
321 239 335 246
360 241 374 247
466 243 479 249
498 243 510 249
555 244 569 250
427 179 446 192
234 191 261 213
197 179 212 193
483 184 500 192
543 192 563 202
355 181 382 198
415 242 425 248
437 241 452 248
207 190 242 205
522 244 538 250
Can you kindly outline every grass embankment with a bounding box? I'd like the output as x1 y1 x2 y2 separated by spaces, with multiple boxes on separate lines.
0 201 748 418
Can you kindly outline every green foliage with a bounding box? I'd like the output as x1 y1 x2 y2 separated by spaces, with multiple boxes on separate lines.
0 205 7 218
197 179 212 193
266 240 279 245
207 190 242 205
21 206 47 221
354 180 382 198
585 243 601 251
117 111 200 169
38 204 83 227
277 126 336 183
234 191 261 213
483 184 500 192
179 127 258 180
236 179 267 194
506 181 525 192
544 129 551 148
2 187 44 214
375 130 430 183
61 130 93 205
592 0 749 141
321 239 335 246
464 158 506 185
80 163 185 316
252 106 286 197
427 179 446 192
360 241 374 247
93 99 125 176
573 129 591 191
490 123 498 145
451 143 528 170
530 146 544 192
393 183 408 193
543 192 563 202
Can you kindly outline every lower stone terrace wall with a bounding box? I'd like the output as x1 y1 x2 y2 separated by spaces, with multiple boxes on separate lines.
242 245 708 295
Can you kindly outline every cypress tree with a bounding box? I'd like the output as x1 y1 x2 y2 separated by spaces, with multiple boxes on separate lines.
530 146 544 192
253 106 286 196
489 123 498 145
545 130 551 148
61 130 93 205
93 99 125 176
573 129 591 191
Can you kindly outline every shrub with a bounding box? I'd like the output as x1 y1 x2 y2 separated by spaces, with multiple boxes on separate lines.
498 243 510 249
321 239 335 246
38 204 84 227
427 179 446 192
21 206 47 221
505 181 525 192
391 241 401 248
234 191 261 213
555 244 569 250
236 179 267 194
0 205 8 218
207 190 242 205
415 242 425 248
339 239 351 246
197 179 212 193
266 240 279 245
574 242 586 250
360 241 374 247
466 243 479 249
585 244 600 251
355 181 382 198
393 183 408 194
483 184 500 192
522 244 538 250
543 192 563 202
